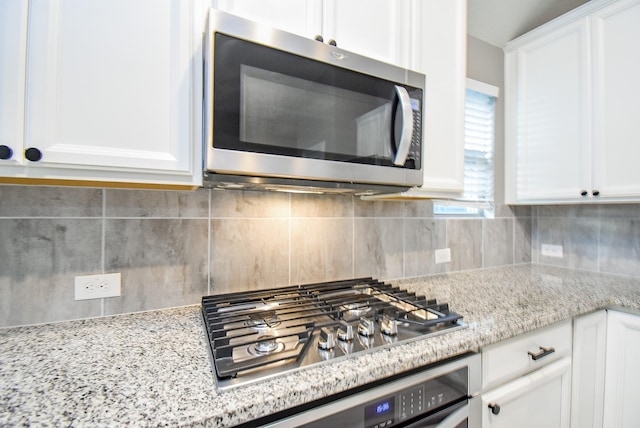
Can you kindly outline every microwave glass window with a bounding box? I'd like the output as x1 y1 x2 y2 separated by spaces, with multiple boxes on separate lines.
240 65 392 161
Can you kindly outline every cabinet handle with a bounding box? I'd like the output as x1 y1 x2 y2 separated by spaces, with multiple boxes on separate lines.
314 34 324 42
488 403 501 415
528 346 555 361
328 39 337 46
580 190 588 196
592 190 600 196
24 147 43 162
0 145 13 160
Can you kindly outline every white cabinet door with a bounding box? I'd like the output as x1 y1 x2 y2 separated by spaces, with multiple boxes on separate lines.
412 0 466 195
571 310 607 428
504 19 591 203
0 0 28 166
14 0 202 186
212 0 323 38
322 0 411 68
603 311 640 428
482 358 572 428
591 0 640 198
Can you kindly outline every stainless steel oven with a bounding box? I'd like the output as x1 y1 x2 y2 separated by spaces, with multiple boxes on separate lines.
237 353 481 428
203 9 425 195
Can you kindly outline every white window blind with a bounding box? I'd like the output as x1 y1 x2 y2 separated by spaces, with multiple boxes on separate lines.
463 88 495 202
434 80 497 216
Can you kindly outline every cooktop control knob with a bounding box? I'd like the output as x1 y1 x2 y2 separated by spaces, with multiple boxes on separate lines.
318 327 336 350
381 314 398 336
358 317 376 337
337 321 354 342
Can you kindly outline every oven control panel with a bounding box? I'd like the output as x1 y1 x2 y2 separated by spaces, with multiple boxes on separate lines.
363 367 468 428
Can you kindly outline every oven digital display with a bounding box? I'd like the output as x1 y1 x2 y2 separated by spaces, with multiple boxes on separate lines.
365 397 395 426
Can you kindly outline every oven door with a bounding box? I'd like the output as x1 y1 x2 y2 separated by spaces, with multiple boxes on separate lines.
204 10 424 188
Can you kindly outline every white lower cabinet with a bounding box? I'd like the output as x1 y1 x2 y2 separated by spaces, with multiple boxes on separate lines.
480 321 572 428
602 311 640 428
570 310 640 428
571 310 607 428
481 358 572 428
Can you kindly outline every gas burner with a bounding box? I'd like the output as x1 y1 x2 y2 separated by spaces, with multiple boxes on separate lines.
245 310 280 329
340 302 372 319
249 336 283 356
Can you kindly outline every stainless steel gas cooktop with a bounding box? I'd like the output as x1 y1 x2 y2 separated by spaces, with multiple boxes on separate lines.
201 278 466 391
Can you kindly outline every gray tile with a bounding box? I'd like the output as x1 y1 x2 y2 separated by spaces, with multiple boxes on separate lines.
536 204 600 218
211 190 289 218
404 200 435 219
404 219 448 277
0 219 102 327
103 219 208 314
535 217 599 270
483 219 514 267
210 219 289 293
599 204 640 219
446 219 483 271
291 218 353 284
291 194 352 218
105 188 209 218
599 219 640 278
354 198 404 218
514 217 532 263
354 218 404 279
0 185 102 217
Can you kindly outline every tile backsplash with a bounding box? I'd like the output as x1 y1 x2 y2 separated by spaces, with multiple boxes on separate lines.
4 185 638 328
1 185 533 327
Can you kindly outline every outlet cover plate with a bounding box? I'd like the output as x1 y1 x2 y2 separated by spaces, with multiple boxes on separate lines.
74 273 121 300
435 248 452 264
541 244 564 258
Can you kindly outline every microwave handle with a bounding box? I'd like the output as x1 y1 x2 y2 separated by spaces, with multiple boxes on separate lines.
393 85 414 166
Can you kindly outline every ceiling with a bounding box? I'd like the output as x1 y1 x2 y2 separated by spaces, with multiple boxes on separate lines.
467 0 590 47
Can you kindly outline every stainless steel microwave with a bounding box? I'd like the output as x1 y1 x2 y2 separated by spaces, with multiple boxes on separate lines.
203 9 425 195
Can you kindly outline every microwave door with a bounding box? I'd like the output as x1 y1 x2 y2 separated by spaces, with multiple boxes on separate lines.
392 85 414 166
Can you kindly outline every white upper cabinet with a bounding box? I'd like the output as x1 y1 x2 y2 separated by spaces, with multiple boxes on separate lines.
321 0 411 68
505 20 591 202
410 0 466 196
1 0 204 188
212 0 323 39
505 0 640 204
0 1 28 166
213 0 411 68
591 0 640 199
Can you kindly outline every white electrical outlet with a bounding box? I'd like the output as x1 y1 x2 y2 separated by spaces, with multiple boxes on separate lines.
74 273 121 300
435 248 452 264
541 244 564 258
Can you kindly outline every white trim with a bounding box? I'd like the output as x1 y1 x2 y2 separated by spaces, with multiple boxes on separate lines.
466 78 500 98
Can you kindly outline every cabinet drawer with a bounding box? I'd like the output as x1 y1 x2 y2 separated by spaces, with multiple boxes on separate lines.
482 320 572 390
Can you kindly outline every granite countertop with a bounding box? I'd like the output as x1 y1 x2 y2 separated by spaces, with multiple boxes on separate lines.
1 264 639 427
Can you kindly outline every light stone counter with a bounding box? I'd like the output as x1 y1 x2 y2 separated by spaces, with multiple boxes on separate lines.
1 265 639 427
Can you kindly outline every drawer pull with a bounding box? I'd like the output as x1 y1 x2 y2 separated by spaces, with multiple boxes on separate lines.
528 346 555 361
488 403 501 415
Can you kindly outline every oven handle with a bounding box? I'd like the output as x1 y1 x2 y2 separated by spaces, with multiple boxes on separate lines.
392 85 414 166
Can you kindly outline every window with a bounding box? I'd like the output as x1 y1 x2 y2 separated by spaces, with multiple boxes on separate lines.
434 79 498 217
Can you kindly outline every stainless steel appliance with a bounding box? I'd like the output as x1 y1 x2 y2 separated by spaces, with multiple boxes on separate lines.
201 278 468 390
254 353 481 428
203 10 425 195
